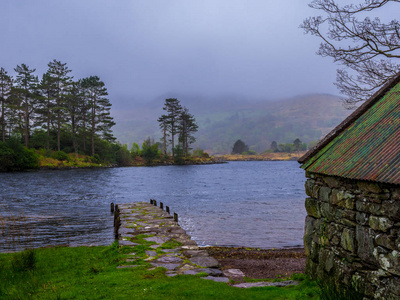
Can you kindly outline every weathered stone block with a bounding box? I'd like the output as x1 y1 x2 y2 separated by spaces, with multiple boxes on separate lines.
377 250 400 276
391 187 400 200
323 176 340 188
332 189 355 209
375 233 396 250
356 225 378 265
319 249 335 273
357 181 382 194
341 228 356 253
356 212 369 226
305 258 318 278
304 216 316 256
356 200 382 215
385 277 400 296
305 197 321 218
312 185 320 199
320 202 335 221
305 180 315 197
382 200 400 222
319 186 331 202
369 216 394 232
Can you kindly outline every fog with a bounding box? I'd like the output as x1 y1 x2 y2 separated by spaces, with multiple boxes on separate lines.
1 0 342 109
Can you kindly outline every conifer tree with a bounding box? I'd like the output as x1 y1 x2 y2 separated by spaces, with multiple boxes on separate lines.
81 76 115 156
0 68 13 142
160 98 182 157
157 114 169 156
178 107 198 156
13 64 38 147
46 60 73 151
37 72 56 149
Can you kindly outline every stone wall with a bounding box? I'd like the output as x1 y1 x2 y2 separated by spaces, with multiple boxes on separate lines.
304 172 400 299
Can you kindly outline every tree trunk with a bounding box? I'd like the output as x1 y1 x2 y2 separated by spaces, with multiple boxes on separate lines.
72 114 76 153
24 94 29 147
163 125 167 156
91 97 95 156
1 95 5 142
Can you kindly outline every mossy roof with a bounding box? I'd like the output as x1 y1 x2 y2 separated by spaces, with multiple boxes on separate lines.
299 73 400 185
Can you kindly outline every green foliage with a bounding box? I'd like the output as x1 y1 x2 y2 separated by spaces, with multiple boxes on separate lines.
270 141 278 152
131 142 141 158
141 138 159 165
248 150 257 155
116 143 132 165
29 129 54 149
91 154 101 164
0 138 39 171
52 151 69 161
173 145 184 164
192 148 203 157
0 142 15 171
232 139 249 154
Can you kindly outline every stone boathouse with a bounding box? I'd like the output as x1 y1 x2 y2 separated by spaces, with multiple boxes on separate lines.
298 74 400 299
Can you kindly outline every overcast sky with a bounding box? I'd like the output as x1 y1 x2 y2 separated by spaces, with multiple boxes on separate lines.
1 0 342 109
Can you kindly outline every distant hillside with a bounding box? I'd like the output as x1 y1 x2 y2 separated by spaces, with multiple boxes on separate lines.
112 94 352 154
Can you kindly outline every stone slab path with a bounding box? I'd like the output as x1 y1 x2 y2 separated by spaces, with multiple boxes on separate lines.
114 202 229 282
114 201 299 288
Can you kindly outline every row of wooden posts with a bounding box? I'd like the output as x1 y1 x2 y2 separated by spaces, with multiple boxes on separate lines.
149 199 179 223
110 200 179 225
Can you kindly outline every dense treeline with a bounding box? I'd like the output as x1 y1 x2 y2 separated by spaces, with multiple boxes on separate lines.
0 60 122 170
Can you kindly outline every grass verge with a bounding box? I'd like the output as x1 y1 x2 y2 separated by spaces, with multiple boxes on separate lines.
0 243 320 299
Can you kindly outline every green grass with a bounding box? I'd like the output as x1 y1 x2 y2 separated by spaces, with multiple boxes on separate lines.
0 243 320 299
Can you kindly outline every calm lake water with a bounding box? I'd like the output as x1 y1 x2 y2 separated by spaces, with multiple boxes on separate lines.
0 161 307 252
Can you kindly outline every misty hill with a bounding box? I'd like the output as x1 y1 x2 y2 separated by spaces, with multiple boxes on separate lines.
111 94 352 154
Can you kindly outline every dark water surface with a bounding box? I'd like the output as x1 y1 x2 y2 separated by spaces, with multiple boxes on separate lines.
0 161 306 252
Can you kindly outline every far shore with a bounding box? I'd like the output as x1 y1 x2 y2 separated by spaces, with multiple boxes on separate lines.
215 151 307 162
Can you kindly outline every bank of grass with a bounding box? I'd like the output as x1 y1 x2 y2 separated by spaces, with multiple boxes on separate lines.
37 150 107 169
0 244 320 299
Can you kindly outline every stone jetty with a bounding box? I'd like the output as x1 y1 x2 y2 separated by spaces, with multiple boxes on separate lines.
113 201 300 288
113 201 229 282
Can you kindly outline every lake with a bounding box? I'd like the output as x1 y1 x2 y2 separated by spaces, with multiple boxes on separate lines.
0 161 307 252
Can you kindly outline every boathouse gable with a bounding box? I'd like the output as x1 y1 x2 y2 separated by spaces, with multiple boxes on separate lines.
298 73 400 299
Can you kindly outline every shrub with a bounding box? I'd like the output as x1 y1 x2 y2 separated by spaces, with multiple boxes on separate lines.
0 142 15 171
52 151 69 161
4 138 39 171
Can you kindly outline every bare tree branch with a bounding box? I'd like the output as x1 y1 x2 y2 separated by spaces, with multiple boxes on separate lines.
302 0 400 107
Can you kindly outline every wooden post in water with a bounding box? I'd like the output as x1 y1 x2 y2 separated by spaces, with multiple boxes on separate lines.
160 202 164 210
174 212 178 223
110 202 114 213
166 206 170 214
154 200 157 206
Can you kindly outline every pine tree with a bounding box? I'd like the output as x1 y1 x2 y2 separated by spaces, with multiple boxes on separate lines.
36 72 56 149
13 64 38 147
157 114 169 156
178 107 198 156
161 98 182 157
66 81 85 153
0 68 13 142
80 76 115 156
46 60 73 151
